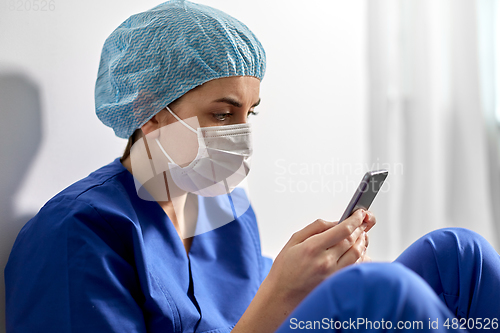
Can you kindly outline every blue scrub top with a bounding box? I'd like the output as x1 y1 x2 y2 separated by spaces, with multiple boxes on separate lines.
5 158 273 333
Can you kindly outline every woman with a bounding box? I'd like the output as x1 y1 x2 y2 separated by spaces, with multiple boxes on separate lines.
5 1 500 332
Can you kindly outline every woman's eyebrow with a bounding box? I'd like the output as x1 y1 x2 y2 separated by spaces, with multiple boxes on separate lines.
212 97 261 108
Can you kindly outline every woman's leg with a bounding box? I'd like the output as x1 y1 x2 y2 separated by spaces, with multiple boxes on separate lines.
395 228 500 330
275 262 463 332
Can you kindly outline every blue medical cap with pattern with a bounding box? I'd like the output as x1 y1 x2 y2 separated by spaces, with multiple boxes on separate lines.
95 0 266 139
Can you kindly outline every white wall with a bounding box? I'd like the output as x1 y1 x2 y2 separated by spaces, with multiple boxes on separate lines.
0 0 368 331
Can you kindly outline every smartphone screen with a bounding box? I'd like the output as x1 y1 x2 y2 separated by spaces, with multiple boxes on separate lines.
338 170 388 223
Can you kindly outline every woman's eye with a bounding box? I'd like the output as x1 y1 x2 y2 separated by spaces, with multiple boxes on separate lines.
213 113 231 121
247 110 259 117
212 110 258 122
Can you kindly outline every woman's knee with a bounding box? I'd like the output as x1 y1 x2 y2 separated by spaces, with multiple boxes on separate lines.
418 227 494 259
311 262 450 321
424 227 485 243
321 262 437 304
333 262 427 291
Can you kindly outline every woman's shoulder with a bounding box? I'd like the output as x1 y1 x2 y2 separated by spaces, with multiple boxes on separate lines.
7 158 146 270
51 157 130 203
20 158 138 237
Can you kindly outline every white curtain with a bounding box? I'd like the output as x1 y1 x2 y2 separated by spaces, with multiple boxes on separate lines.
367 0 499 261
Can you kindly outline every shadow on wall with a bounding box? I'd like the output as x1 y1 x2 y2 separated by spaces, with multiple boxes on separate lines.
0 70 42 333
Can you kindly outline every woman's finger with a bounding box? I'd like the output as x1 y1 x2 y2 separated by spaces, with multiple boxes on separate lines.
327 226 366 263
287 218 337 246
308 209 366 250
336 229 367 269
364 210 376 232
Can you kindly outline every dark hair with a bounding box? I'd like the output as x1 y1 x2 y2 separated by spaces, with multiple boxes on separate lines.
121 129 141 162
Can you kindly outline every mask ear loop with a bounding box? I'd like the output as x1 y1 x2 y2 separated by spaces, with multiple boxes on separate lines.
156 106 199 163
166 106 197 134
155 138 175 164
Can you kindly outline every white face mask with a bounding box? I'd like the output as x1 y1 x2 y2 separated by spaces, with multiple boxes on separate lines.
155 106 253 197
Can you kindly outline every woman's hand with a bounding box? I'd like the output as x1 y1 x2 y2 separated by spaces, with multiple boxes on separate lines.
232 209 376 333
265 209 376 306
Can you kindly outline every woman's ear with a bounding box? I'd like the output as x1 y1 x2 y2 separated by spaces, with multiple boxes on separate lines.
140 117 159 138
141 109 169 138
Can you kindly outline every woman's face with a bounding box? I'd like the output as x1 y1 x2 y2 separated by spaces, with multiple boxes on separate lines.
139 76 261 168
145 75 261 131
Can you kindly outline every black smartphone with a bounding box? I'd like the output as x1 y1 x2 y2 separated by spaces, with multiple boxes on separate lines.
338 170 389 223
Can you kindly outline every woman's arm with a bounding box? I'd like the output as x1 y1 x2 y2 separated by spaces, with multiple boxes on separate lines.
5 198 149 333
232 210 376 333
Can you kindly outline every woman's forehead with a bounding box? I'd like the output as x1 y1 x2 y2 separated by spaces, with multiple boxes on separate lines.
175 76 261 105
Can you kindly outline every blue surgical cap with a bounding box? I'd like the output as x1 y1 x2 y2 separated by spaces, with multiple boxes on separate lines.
95 0 266 139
